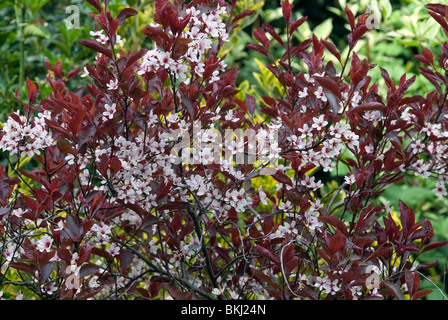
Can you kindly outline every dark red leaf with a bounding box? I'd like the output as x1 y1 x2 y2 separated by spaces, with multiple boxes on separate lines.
9 262 35 276
322 39 341 62
78 125 96 147
428 11 448 33
65 68 81 81
66 214 83 239
254 245 280 266
117 8 138 26
348 102 385 114
165 284 189 300
425 4 447 16
412 289 433 300
381 280 405 300
75 287 103 300
108 156 122 175
281 0 293 23
380 67 396 91
79 263 99 278
86 0 102 13
79 39 113 58
321 215 349 237
421 240 448 253
57 139 76 156
405 270 420 297
328 231 346 255
172 37 192 60
26 77 39 105
245 94 256 115
290 16 308 34
398 199 415 235
253 29 270 49
272 170 293 186
314 76 342 99
118 250 134 272
351 24 369 44
68 107 86 134
126 48 148 68
40 262 55 282
263 24 284 46
246 44 270 57
232 10 255 24
345 5 355 31
415 54 432 66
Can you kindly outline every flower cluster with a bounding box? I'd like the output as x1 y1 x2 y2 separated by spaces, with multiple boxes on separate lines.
0 110 53 157
0 0 447 301
138 4 228 81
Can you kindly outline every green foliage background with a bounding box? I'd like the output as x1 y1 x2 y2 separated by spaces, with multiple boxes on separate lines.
0 0 447 299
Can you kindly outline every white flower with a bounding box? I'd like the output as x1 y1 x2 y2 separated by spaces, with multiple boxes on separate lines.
228 140 244 155
230 291 239 299
225 109 239 122
433 182 447 198
54 220 64 232
89 276 100 289
11 208 25 218
344 173 356 185
36 234 53 252
106 243 121 256
384 201 392 213
301 176 324 191
80 67 90 78
410 139 425 154
310 199 323 211
5 243 17 261
65 153 75 165
199 147 214 164
298 87 308 98
91 30 108 44
298 123 313 138
363 110 384 123
212 287 223 295
365 144 374 154
413 159 431 178
314 276 326 291
304 74 315 84
91 222 113 244
50 252 61 262
149 239 158 255
315 86 327 102
279 201 293 211
323 278 340 295
107 79 119 91
312 115 328 131
259 189 268 205
102 103 116 121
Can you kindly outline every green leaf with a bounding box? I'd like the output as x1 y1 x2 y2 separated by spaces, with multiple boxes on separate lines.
23 24 47 38
313 18 333 39
26 0 50 17
379 0 392 20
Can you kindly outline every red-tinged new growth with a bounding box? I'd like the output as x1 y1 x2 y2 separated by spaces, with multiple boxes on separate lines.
0 0 447 300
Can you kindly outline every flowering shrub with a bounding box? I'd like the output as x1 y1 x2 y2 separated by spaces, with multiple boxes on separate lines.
1 0 448 300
